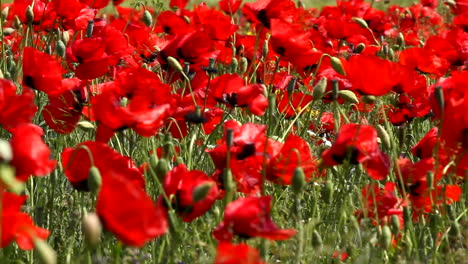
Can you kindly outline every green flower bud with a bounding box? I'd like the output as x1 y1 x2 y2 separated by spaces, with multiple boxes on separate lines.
329 56 346 75
56 40 66 57
311 230 323 249
352 17 368 29
193 182 214 202
82 212 102 248
230 57 238 73
0 139 12 162
449 222 461 238
376 125 391 149
390 215 400 236
355 43 366 53
322 180 334 204
381 225 392 249
33 239 57 264
292 167 306 194
338 90 359 104
3 28 15 36
87 166 102 193
167 56 184 73
0 163 24 194
143 10 153 27
155 158 169 181
362 95 376 104
240 57 248 73
26 6 34 24
312 77 327 101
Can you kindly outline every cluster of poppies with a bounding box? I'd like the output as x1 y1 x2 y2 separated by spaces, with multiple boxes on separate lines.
0 0 466 263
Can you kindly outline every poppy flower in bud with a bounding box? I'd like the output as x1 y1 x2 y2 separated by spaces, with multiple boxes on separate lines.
1 191 49 250
344 54 399 96
219 0 243 14
215 242 265 264
62 141 145 191
355 182 404 227
161 164 219 222
210 74 268 116
213 196 296 241
42 78 87 134
10 124 56 181
0 79 37 129
411 127 438 159
97 174 167 247
22 47 65 96
267 134 319 185
322 124 390 180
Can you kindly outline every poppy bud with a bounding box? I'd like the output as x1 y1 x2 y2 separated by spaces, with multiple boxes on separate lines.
183 16 190 24
175 157 184 166
287 77 297 94
86 20 94 38
240 57 248 73
434 86 444 110
13 16 21 29
298 0 305 8
292 167 306 194
77 121 95 130
0 139 12 162
352 17 368 29
390 215 400 236
82 212 102 247
56 40 66 57
403 206 411 226
311 230 323 249
143 10 153 27
167 56 184 73
329 56 346 75
338 90 359 104
87 166 102 193
388 47 395 60
397 32 405 47
449 222 461 238
322 180 334 204
0 69 3 79
26 6 34 24
0 163 24 194
376 125 391 149
62 31 70 44
312 77 327 101
33 238 57 264
192 182 215 202
362 95 376 104
3 28 14 36
155 158 169 181
355 43 365 53
1 6 9 21
262 38 269 58
230 57 238 73
426 171 434 190
380 225 392 249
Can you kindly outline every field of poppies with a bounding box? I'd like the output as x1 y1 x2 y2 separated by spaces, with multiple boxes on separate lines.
0 0 467 263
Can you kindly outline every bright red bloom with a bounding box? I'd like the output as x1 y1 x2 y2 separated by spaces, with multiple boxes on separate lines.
213 196 296 241
170 0 188 9
10 124 56 181
162 164 219 222
62 141 144 191
411 127 438 159
215 242 265 264
1 191 49 250
267 134 319 185
399 47 449 76
0 79 37 129
242 0 297 28
322 124 390 180
210 74 268 116
219 0 243 14
79 0 109 9
22 47 65 96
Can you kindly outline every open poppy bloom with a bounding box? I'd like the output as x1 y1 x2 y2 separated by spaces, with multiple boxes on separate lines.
214 242 265 264
213 196 296 241
162 164 219 222
10 124 56 181
1 191 49 250
322 123 390 180
0 79 37 129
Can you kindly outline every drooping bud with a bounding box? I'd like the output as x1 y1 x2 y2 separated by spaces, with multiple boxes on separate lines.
77 121 95 130
86 20 94 38
352 17 368 29
87 166 102 193
167 56 183 73
1 6 9 21
25 6 34 24
82 212 102 247
33 238 57 264
262 38 269 58
56 40 66 57
313 77 327 101
292 167 306 194
143 10 153 27
338 90 359 104
311 230 323 249
380 225 392 249
376 125 391 149
193 182 215 202
329 56 346 75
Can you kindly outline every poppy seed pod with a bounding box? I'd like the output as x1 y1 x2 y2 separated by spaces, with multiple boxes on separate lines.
82 212 102 247
33 238 57 264
143 10 153 27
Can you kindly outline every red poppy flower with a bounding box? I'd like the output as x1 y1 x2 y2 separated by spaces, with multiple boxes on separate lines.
1 191 49 250
79 0 109 9
42 78 87 134
276 90 313 118
193 4 238 41
215 242 265 264
210 74 268 116
355 182 404 226
156 11 193 35
0 79 37 129
62 141 144 191
267 134 319 185
22 47 65 96
219 0 243 14
322 124 390 180
162 164 219 222
399 47 449 77
96 172 168 247
411 127 438 159
242 0 297 28
52 0 87 20
170 0 188 9
10 124 56 181
213 196 296 241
